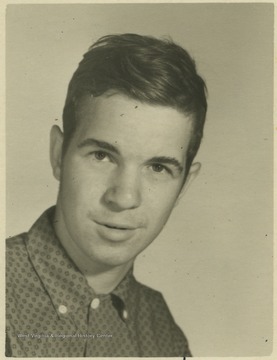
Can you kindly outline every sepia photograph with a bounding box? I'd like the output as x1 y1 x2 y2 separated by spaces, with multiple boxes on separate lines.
5 2 274 358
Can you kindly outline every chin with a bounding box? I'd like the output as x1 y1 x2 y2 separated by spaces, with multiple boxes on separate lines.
92 252 135 268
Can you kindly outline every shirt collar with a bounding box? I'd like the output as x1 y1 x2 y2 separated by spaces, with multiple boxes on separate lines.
25 207 138 320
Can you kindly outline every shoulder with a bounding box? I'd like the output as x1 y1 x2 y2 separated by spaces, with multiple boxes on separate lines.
6 207 55 264
133 279 192 356
6 232 34 286
133 280 173 318
134 280 173 315
6 233 28 261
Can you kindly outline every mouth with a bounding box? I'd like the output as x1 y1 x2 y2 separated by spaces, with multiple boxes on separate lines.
94 220 138 242
95 221 136 231
105 225 129 230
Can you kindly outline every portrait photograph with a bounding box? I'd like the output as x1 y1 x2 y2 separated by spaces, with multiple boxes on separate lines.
5 1 274 358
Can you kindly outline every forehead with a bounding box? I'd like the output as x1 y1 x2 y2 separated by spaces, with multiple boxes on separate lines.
73 93 193 158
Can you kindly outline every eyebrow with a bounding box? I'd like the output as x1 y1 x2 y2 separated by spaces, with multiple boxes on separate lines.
77 138 183 173
147 156 184 174
77 138 120 155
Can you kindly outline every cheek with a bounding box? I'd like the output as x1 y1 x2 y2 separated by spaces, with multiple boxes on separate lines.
144 186 180 224
145 179 181 204
61 160 108 201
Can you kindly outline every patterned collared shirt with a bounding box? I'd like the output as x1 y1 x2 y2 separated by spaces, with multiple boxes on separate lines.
6 207 191 357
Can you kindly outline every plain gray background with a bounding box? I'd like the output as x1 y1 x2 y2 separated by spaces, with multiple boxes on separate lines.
6 3 273 356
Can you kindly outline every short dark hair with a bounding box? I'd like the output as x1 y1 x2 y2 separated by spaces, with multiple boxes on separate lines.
63 33 207 176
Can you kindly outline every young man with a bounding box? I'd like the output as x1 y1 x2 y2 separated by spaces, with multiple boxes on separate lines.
6 33 207 357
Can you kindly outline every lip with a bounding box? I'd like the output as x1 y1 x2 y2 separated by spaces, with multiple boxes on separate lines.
95 220 136 230
94 220 138 242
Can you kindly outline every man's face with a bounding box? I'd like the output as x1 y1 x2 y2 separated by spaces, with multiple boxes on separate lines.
51 93 199 271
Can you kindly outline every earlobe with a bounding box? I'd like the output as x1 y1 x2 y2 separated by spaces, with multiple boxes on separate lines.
50 125 64 181
175 162 201 206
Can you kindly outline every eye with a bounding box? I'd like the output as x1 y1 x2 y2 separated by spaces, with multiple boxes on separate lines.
92 151 110 161
150 164 171 174
151 164 165 172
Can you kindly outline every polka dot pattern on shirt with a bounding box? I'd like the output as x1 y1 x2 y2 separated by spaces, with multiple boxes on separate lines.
6 207 191 357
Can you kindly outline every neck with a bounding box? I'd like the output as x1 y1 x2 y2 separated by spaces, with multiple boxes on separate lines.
82 261 133 294
59 230 133 294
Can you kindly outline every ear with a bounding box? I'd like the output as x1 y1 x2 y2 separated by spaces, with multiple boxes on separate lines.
175 162 201 206
50 125 64 181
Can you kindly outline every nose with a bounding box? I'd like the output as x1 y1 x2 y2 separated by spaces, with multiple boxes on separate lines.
103 166 142 211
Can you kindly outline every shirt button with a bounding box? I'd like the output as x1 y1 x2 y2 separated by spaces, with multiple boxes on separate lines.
91 298 100 309
122 309 128 320
58 305 67 314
